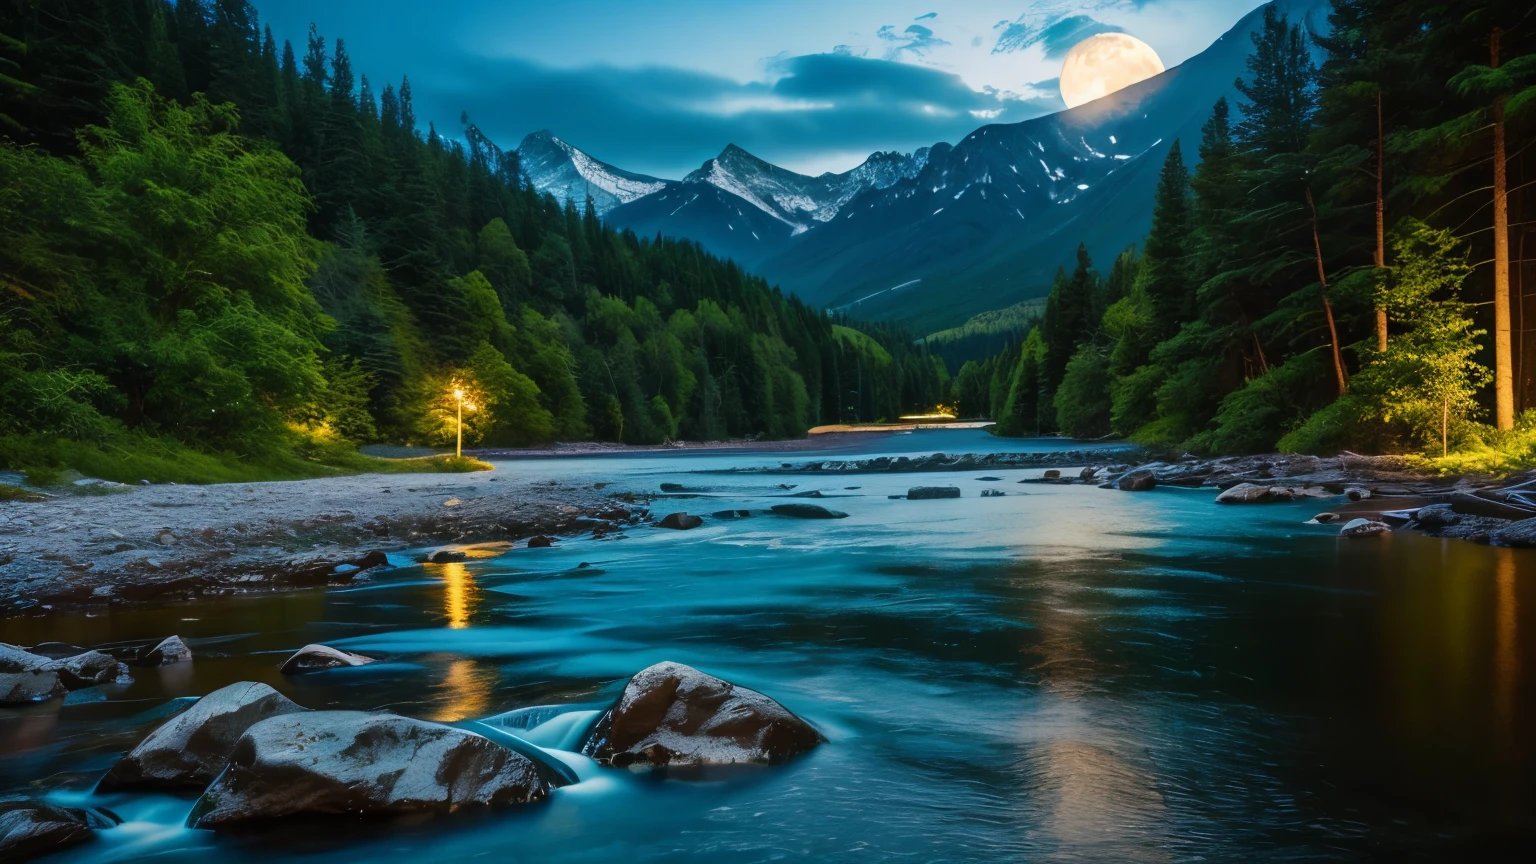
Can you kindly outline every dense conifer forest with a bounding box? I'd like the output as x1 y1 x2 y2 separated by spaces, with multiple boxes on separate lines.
968 2 1536 467
0 0 949 479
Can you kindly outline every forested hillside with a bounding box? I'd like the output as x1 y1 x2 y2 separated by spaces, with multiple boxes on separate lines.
975 2 1536 466
0 0 948 479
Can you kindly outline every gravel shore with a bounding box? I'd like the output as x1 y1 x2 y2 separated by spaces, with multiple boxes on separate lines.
0 468 646 615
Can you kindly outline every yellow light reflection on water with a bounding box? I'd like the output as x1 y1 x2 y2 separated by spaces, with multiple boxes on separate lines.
1494 547 1520 741
437 561 479 629
432 657 496 722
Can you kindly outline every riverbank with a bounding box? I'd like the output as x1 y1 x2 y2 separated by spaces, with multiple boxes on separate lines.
0 468 645 614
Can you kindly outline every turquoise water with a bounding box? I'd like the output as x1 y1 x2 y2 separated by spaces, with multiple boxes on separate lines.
2 431 1533 861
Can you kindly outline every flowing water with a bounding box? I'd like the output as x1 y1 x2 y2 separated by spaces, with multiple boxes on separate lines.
2 430 1533 862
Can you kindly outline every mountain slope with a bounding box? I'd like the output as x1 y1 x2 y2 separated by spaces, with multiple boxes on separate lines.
751 0 1330 330
517 130 670 216
605 144 928 265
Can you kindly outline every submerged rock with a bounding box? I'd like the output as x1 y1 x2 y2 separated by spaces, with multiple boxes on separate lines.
1340 518 1390 539
0 797 119 861
279 644 375 675
711 509 753 519
189 711 548 829
583 661 823 770
1117 470 1157 492
100 681 305 791
427 549 467 564
526 535 556 548
0 670 66 706
659 483 685 493
907 486 961 500
769 504 848 519
980 489 1005 497
1313 512 1342 524
657 512 703 530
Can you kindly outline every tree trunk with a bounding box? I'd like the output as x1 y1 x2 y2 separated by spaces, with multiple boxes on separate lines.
1493 28 1514 429
1375 88 1388 353
1306 186 1348 396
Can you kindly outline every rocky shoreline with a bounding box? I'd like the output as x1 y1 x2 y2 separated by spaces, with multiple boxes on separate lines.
0 470 649 615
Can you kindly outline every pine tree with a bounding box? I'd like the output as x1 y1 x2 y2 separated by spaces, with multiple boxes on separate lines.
1142 140 1190 339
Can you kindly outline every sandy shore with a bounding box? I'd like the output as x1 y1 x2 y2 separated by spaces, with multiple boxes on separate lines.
0 469 644 614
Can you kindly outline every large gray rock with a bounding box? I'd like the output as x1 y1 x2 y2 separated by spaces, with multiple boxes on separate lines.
1117 470 1157 492
1214 483 1329 504
279 644 375 675
769 504 848 519
136 635 192 666
1493 517 1536 547
907 486 961 500
0 643 49 673
0 671 66 707
1411 503 1460 529
53 651 131 690
189 711 548 829
582 661 823 770
0 797 119 861
100 681 305 791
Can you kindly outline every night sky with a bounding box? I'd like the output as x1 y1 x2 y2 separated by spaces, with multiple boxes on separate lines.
250 0 1264 177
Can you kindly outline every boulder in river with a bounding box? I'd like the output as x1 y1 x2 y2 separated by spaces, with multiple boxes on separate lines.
100 681 305 792
980 489 1005 497
1042 469 1061 480
711 510 752 519
770 504 848 519
53 651 131 690
427 549 467 564
1345 487 1372 501
1117 470 1157 492
526 535 556 548
659 482 685 493
279 644 375 675
1339 518 1390 539
1493 517 1536 547
1 643 50 673
582 661 823 770
658 512 703 530
1214 483 1328 504
188 711 548 829
0 671 66 706
135 635 192 667
0 797 120 861
907 486 961 500
1411 503 1460 529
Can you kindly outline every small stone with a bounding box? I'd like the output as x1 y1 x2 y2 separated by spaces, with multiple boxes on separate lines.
657 512 703 530
907 486 961 500
1313 512 1342 524
1340 518 1390 539
1117 470 1157 492
1042 469 1061 480
428 550 467 564
442 498 461 507
279 644 375 675
1345 487 1372 501
770 504 848 519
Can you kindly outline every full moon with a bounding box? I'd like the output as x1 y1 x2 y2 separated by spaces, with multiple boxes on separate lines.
1059 33 1165 110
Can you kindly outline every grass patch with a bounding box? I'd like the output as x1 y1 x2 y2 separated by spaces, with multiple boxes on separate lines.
0 483 50 502
0 432 493 486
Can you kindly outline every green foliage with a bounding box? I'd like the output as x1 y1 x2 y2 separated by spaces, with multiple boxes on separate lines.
1053 345 1112 439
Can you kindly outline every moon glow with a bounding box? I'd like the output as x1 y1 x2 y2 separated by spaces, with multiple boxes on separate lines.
1059 33 1166 110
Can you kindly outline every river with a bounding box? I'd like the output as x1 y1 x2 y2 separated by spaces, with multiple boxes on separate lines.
2 430 1532 861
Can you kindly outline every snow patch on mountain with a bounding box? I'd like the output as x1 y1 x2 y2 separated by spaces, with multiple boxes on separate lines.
517 130 669 216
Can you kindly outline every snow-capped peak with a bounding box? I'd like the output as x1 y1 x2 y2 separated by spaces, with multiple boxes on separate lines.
517 130 669 216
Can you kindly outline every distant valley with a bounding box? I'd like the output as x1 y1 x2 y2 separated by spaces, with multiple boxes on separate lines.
515 0 1329 332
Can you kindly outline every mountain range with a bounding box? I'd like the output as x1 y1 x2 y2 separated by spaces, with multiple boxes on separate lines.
514 0 1330 332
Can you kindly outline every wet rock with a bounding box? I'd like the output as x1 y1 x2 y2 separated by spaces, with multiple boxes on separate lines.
657 512 703 530
596 507 631 521
907 486 961 500
1080 466 1100 480
1411 504 1460 529
582 661 823 770
279 645 375 675
526 535 556 548
1042 469 1061 480
659 483 685 493
53 651 131 690
1312 512 1344 524
1340 518 1390 539
770 504 848 519
1493 517 1536 547
0 671 66 706
788 489 825 498
1 643 51 673
1117 470 1157 492
1449 492 1536 521
976 476 1003 482
980 489 1005 497
1345 487 1372 501
427 550 467 564
25 642 87 660
100 681 306 792
711 510 753 519
0 797 120 861
1214 483 1329 504
136 635 192 667
188 711 548 829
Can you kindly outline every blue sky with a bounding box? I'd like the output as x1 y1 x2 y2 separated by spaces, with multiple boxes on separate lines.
250 0 1265 177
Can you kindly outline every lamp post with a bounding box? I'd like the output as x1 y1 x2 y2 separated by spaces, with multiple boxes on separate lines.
454 387 464 459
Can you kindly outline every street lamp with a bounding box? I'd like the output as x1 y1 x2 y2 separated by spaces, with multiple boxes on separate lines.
452 387 475 459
